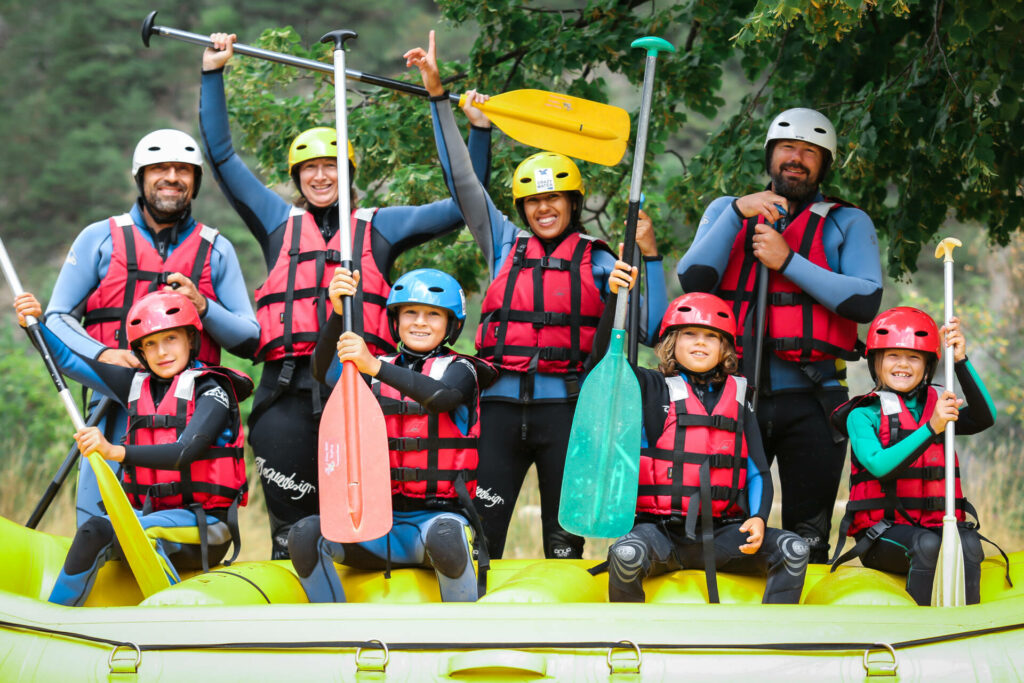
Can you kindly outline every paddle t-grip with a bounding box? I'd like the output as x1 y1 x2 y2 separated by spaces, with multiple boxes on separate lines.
320 29 358 51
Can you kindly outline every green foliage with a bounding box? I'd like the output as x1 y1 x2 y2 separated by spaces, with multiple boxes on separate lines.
218 1 1022 286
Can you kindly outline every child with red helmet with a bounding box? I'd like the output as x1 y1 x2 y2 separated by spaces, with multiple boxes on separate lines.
830 307 996 604
596 266 809 604
14 289 253 605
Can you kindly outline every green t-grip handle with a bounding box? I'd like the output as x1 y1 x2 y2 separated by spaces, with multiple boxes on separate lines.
630 36 676 56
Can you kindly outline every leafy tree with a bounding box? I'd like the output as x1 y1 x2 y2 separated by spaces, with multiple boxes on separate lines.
220 0 1022 283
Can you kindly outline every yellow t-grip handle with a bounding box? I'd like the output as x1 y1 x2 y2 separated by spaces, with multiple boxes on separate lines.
934 237 962 262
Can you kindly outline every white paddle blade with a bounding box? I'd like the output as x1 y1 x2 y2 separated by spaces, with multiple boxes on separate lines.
931 516 966 607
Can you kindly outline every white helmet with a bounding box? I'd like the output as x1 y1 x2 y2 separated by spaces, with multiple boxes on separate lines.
764 108 837 157
132 129 204 197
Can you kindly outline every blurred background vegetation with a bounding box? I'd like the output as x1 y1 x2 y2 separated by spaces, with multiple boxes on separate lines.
1 0 1021 560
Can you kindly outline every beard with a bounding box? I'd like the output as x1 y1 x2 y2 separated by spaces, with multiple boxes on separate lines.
144 181 191 222
769 162 820 205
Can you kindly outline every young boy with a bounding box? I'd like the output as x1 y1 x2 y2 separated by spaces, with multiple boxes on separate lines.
596 270 809 604
830 307 996 604
15 289 252 605
291 267 494 602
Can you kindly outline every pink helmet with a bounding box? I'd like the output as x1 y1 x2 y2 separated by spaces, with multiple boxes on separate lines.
659 292 737 342
865 306 940 358
126 290 202 347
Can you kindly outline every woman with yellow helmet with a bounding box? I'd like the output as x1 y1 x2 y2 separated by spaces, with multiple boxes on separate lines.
406 32 668 560
200 32 493 559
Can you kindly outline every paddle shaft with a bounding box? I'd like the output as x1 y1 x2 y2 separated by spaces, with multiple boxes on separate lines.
613 42 669 330
750 213 787 412
144 13 459 103
942 256 956 515
26 397 112 529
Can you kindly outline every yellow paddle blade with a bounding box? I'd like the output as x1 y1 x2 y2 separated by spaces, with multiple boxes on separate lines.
87 452 172 597
462 89 630 166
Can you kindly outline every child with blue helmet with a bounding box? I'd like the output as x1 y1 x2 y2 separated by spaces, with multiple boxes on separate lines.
291 267 495 602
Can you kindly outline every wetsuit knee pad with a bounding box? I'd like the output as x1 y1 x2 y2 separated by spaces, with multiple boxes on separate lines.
776 531 810 573
425 518 470 579
608 538 650 585
546 529 584 560
287 516 324 578
64 516 115 574
909 531 941 570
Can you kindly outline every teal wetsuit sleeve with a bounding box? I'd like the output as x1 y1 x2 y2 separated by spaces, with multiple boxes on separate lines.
953 359 996 434
847 405 935 479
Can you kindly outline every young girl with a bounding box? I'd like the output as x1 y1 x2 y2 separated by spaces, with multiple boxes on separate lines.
830 307 996 605
200 33 493 558
291 268 495 602
599 284 809 604
14 290 252 606
405 31 668 560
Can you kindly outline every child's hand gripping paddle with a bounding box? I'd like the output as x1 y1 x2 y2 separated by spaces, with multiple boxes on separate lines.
932 236 966 607
318 31 392 543
0 237 172 597
559 37 676 538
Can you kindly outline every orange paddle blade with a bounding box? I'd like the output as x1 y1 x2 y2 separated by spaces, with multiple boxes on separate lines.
319 362 393 543
87 452 173 597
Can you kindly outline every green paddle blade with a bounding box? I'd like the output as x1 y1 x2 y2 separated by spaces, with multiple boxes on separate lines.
559 330 641 538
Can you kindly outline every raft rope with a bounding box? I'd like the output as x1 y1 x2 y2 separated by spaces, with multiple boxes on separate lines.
2 618 1024 654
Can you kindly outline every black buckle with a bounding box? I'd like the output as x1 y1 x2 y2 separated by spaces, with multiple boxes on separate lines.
389 437 422 450
390 467 420 482
865 520 892 541
799 363 824 384
277 360 295 389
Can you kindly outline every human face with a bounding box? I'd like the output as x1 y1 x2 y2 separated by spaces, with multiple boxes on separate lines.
137 327 192 379
769 139 824 203
142 162 195 218
397 304 449 353
522 191 573 240
673 326 725 374
298 157 339 208
877 348 927 393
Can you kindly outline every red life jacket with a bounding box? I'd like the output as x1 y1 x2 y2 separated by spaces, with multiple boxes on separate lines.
717 200 861 363
254 207 396 362
83 214 222 364
371 353 482 502
121 365 250 512
637 374 749 520
476 231 607 375
846 388 966 535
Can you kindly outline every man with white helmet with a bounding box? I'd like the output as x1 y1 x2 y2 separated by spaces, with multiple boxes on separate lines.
676 108 883 563
45 128 259 525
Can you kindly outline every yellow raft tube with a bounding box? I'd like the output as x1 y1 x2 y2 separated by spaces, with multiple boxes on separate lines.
2 515 1023 680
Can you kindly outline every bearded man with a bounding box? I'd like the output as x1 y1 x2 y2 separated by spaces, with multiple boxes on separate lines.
45 129 258 524
675 108 883 563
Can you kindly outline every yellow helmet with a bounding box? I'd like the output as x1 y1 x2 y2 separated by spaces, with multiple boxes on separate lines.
287 127 356 175
511 152 584 200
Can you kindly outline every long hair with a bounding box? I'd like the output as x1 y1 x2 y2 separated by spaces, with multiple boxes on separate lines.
655 327 738 383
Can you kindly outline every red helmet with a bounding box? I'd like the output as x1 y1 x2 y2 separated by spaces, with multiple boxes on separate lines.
865 307 940 358
126 290 203 347
659 293 737 342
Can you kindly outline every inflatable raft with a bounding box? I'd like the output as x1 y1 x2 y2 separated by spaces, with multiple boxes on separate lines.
2 514 1023 681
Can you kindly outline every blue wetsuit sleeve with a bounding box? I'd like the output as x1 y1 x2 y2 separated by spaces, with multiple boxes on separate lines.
742 401 772 519
429 93 518 277
676 197 742 293
199 69 291 259
777 208 883 322
201 236 260 358
33 323 136 405
370 119 494 252
44 221 114 360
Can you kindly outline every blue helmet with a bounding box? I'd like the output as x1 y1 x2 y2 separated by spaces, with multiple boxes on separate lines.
386 269 467 345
